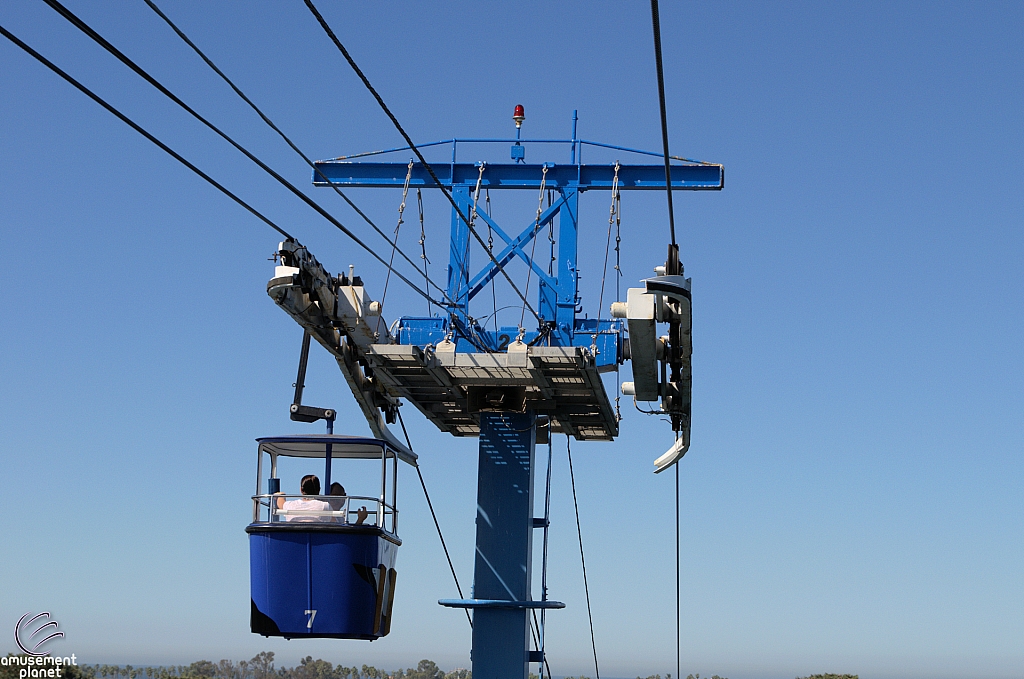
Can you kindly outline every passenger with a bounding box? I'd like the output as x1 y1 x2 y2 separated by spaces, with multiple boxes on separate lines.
328 481 369 526
326 482 346 523
276 474 331 522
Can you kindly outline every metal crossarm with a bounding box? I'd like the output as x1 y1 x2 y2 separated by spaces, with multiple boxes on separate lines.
311 157 721 351
312 161 723 191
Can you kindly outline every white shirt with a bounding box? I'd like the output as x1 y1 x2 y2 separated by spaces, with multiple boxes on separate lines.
281 497 332 522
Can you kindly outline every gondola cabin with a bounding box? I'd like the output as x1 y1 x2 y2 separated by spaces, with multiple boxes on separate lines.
247 435 412 640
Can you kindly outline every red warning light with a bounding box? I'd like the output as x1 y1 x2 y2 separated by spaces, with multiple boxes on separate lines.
513 104 525 128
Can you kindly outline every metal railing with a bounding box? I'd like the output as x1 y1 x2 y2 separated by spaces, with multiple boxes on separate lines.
251 494 397 534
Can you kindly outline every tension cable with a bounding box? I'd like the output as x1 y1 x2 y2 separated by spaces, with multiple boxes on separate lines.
650 0 677 247
484 188 498 331
459 163 487 314
675 446 682 679
417 188 431 316
593 161 621 354
397 410 472 630
303 0 542 324
650 7 685 673
41 0 445 309
567 436 601 679
377 160 414 338
519 164 549 332
141 0 453 306
536 434 555 679
0 24 292 242
614 178 623 421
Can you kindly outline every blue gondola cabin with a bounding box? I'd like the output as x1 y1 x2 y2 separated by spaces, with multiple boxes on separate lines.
247 435 411 640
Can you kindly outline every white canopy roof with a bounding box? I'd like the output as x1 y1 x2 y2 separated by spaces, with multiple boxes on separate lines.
256 435 417 465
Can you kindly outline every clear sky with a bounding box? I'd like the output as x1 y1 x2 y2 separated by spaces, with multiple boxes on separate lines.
1 2 1022 678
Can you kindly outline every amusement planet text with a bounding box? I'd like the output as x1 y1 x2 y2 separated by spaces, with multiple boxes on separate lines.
1 655 78 679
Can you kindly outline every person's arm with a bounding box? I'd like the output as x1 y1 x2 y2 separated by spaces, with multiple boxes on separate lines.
275 493 285 510
355 506 368 526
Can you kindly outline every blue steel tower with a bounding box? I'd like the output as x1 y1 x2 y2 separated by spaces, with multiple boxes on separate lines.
268 110 723 678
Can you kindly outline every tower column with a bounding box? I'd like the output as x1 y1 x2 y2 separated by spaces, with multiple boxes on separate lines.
471 411 536 679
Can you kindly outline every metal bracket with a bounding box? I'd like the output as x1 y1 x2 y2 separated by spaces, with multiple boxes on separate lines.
289 404 336 424
288 330 336 424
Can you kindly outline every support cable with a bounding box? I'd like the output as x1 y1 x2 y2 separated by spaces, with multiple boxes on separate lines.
396 410 473 630
417 188 431 316
484 189 497 331
650 0 677 247
41 0 444 308
527 612 549 679
142 0 453 305
459 163 486 316
0 24 291 242
613 186 623 421
566 436 600 679
529 609 552 679
302 0 542 324
547 192 557 277
537 435 555 679
593 162 620 353
376 160 414 338
519 165 548 332
651 6 685 671
521 430 555 679
676 454 682 679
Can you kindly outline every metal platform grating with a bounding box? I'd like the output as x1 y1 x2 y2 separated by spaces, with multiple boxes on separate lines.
366 345 618 440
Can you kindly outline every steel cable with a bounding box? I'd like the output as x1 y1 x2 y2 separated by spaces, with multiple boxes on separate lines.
41 0 444 308
676 455 682 679
650 0 677 247
567 436 601 679
484 189 497 330
0 23 292 242
593 162 620 353
302 0 542 324
651 8 686 673
536 435 556 679
519 165 548 330
460 164 487 316
417 189 431 316
376 161 414 338
141 0 453 306
396 410 473 630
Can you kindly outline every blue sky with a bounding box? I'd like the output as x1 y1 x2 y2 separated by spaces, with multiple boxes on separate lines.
1 2 1022 678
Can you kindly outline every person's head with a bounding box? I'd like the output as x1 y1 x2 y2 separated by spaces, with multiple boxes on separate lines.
329 482 346 496
300 474 321 496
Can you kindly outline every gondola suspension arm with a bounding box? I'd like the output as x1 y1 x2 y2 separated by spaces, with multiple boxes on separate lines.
267 239 415 463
